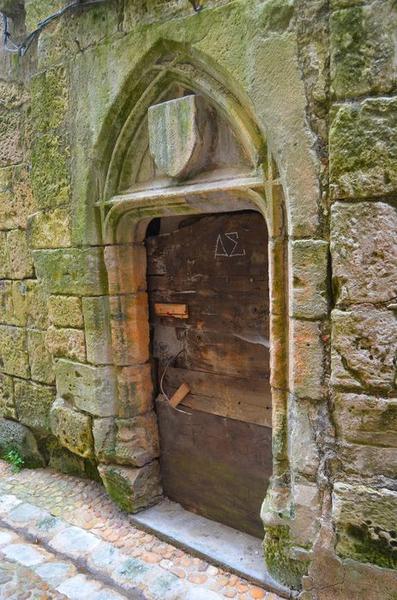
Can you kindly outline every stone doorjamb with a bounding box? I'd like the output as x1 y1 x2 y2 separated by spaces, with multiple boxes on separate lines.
87 42 326 588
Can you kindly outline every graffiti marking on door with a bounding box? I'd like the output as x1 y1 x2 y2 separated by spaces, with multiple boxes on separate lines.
214 232 246 258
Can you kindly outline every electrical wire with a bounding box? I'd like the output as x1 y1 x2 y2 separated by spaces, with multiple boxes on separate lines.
2 0 108 56
159 349 184 403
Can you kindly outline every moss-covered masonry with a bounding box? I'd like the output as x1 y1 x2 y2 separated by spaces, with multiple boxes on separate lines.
0 1 396 598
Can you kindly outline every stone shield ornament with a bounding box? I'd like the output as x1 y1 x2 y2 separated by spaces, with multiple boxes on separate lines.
148 95 212 180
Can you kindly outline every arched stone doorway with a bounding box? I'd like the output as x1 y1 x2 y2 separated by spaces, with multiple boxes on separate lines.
91 42 291 584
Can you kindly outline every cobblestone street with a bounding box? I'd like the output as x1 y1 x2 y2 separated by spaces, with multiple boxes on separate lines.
0 461 284 600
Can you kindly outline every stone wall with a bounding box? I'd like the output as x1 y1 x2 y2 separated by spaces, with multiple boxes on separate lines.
0 1 395 598
300 1 397 597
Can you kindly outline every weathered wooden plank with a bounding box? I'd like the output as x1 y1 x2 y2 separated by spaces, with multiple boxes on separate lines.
149 292 269 335
182 329 270 378
148 273 268 294
153 326 270 378
164 367 272 426
154 303 189 319
156 398 271 538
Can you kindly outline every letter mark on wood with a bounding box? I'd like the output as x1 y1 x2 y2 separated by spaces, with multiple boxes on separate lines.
215 232 246 258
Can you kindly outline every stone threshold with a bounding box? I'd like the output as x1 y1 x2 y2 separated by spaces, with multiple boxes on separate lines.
130 499 292 599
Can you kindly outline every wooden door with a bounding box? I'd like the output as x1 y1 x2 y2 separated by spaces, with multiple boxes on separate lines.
146 211 272 538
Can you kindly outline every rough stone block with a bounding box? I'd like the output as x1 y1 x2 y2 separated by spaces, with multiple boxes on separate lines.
0 78 27 110
330 1 397 98
27 208 72 249
290 239 328 319
0 231 8 278
0 281 14 325
0 166 35 231
117 364 154 418
331 202 397 306
98 461 162 513
333 482 397 569
48 296 83 329
45 326 86 363
0 325 30 378
109 293 150 366
0 280 48 328
27 329 55 384
30 66 69 133
0 107 23 167
50 398 94 459
0 373 15 419
0 418 45 467
33 248 107 296
337 440 397 480
55 359 118 417
93 413 160 467
14 380 55 435
289 320 324 400
31 133 70 209
104 243 147 295
82 296 113 364
331 307 397 393
24 280 49 329
330 97 397 199
7 229 34 279
333 392 397 448
0 280 49 329
48 443 89 478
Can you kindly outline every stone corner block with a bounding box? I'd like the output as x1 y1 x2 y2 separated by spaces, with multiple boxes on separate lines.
33 247 108 296
290 239 328 319
55 359 118 417
93 412 159 468
109 293 149 366
289 319 325 400
117 364 153 418
331 307 397 393
50 398 94 459
330 97 397 199
332 392 397 448
98 461 162 513
82 296 113 365
331 201 397 306
332 482 397 570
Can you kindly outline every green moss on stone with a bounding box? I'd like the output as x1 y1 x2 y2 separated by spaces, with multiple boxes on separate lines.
31 133 70 209
331 7 365 95
330 98 397 198
264 525 309 590
342 523 397 570
31 67 69 133
331 2 397 98
259 0 294 34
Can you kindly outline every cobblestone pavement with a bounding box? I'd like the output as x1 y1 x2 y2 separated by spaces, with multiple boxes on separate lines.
0 461 284 600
